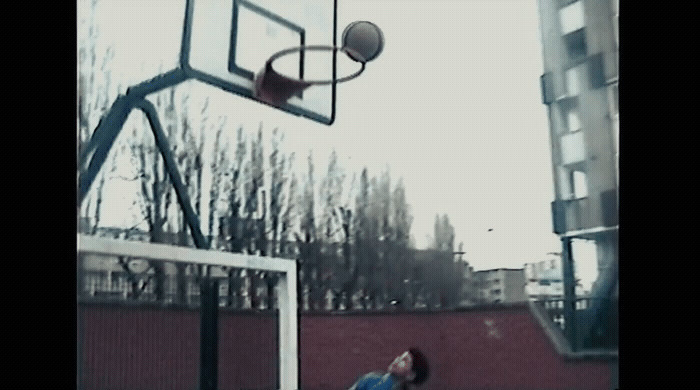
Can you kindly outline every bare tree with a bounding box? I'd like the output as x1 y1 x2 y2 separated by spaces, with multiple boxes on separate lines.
242 126 265 309
434 214 455 252
167 92 207 304
318 150 350 310
390 178 413 309
353 168 373 309
279 153 297 258
364 170 392 309
261 128 287 309
220 127 246 308
78 0 101 155
268 128 285 256
297 151 321 310
78 0 121 234
207 120 227 248
89 152 119 235
131 89 181 301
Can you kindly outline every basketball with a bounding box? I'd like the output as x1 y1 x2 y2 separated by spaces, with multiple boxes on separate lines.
342 21 384 63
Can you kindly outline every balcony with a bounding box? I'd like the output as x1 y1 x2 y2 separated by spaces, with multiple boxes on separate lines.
552 189 618 234
551 197 595 234
535 296 618 351
540 72 555 104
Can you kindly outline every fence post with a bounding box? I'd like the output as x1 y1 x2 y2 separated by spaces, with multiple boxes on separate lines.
561 237 577 351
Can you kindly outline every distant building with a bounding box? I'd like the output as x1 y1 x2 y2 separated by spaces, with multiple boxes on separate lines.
473 268 527 304
524 257 588 301
457 260 478 307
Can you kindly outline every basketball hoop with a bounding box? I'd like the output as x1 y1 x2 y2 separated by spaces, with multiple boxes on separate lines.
254 21 384 106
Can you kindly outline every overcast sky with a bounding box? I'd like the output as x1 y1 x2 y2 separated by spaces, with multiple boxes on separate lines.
80 0 598 286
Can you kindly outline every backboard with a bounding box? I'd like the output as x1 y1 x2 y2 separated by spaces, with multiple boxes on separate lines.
185 0 337 124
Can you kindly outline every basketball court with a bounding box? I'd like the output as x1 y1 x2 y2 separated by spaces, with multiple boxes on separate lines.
78 1 383 389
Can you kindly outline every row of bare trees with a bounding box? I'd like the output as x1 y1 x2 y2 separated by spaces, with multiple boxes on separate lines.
79 83 464 309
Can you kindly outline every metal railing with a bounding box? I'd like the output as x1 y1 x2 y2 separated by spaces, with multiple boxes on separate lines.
534 297 618 350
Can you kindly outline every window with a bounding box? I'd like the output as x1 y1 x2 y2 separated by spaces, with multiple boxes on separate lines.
567 108 582 132
565 66 582 96
613 114 619 159
571 170 588 198
587 53 606 88
564 29 588 60
612 0 619 45
610 81 619 174
608 82 619 118
613 13 619 47
557 166 573 198
559 1 585 34
492 289 501 295
552 98 567 134
559 95 581 133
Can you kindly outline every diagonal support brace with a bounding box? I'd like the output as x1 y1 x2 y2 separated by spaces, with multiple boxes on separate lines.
79 94 138 203
134 98 209 250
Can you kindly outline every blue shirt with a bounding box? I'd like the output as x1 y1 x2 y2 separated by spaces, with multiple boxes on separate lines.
349 372 402 390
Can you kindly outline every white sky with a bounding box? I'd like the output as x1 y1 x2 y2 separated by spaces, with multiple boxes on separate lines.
79 0 598 287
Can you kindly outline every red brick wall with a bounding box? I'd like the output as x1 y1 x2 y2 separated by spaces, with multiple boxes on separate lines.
79 303 613 390
80 303 201 390
79 303 278 390
300 307 612 390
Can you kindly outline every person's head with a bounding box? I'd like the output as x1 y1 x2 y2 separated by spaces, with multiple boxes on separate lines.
387 347 429 386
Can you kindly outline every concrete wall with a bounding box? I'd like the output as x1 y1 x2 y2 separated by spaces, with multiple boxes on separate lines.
79 302 615 390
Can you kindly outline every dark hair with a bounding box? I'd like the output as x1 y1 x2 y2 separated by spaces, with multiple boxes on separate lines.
408 348 429 385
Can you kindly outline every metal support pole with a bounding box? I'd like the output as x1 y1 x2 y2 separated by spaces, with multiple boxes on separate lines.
78 64 219 389
135 99 219 390
78 94 137 203
583 231 618 348
79 68 186 203
126 68 188 98
200 278 219 390
561 237 577 351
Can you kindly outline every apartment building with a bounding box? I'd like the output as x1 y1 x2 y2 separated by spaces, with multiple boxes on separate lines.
524 258 588 300
538 0 618 274
473 268 527 304
536 0 619 349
